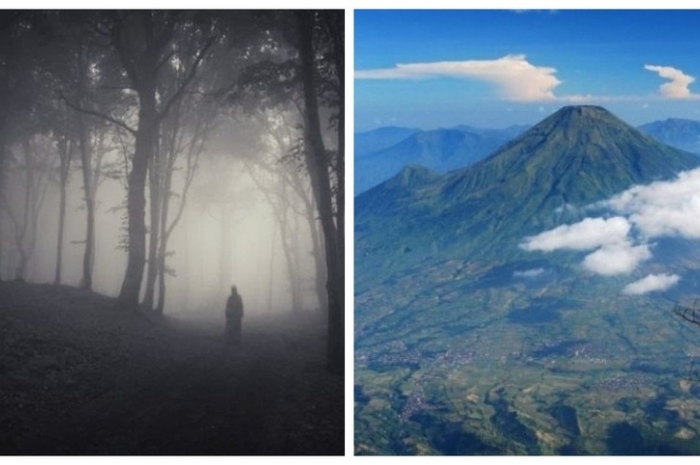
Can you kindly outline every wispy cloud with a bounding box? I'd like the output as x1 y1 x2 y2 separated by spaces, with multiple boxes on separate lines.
356 54 649 103
622 273 680 295
644 65 700 100
355 55 561 102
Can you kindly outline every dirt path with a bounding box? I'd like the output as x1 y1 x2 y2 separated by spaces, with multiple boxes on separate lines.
0 283 343 455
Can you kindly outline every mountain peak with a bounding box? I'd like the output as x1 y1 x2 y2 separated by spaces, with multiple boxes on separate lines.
436 105 700 219
537 105 621 131
556 105 609 115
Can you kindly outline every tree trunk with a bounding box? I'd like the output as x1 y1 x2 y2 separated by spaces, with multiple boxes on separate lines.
54 140 70 285
54 175 66 285
306 196 327 312
155 165 173 315
118 85 157 307
76 43 95 291
327 11 345 278
143 151 162 310
15 139 33 281
297 11 344 375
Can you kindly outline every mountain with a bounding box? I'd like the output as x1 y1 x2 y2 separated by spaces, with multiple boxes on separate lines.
355 106 700 455
638 117 700 154
355 125 528 194
357 106 699 267
354 126 420 158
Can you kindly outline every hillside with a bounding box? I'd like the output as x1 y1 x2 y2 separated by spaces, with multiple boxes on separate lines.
355 106 700 455
357 106 700 271
0 281 343 455
355 125 527 194
639 118 700 154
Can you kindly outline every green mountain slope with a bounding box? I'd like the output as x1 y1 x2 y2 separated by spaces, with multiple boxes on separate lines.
355 125 528 194
355 106 700 455
357 106 700 268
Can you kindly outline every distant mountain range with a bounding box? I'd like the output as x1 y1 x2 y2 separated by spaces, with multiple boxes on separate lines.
357 107 698 263
355 116 700 196
355 126 421 158
354 125 529 194
638 118 700 154
355 106 700 455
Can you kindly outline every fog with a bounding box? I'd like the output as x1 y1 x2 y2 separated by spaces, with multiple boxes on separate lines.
1 112 325 322
0 11 344 454
0 11 344 342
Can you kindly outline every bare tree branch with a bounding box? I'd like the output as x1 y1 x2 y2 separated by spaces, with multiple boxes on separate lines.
60 93 137 135
674 299 700 328
156 36 216 122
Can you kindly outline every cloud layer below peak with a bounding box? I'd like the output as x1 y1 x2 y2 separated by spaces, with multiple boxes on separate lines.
521 167 700 292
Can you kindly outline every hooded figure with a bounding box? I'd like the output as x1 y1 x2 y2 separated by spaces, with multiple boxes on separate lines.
225 285 244 344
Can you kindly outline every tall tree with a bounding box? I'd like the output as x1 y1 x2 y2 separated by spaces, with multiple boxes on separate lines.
0 12 46 279
296 10 344 374
226 10 344 372
142 28 220 312
68 11 216 307
53 117 74 285
49 11 130 290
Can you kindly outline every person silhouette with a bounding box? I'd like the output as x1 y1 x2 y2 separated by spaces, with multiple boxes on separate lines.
225 285 244 345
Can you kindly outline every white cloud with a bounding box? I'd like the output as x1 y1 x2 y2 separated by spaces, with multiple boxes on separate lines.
600 168 700 239
644 65 700 100
523 168 700 283
582 242 651 276
521 217 630 252
355 54 561 102
514 268 545 278
357 55 687 103
622 273 680 295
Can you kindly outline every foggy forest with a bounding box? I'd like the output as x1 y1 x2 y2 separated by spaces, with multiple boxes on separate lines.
0 10 344 455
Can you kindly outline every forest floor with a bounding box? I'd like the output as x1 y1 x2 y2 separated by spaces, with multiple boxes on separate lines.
0 280 343 455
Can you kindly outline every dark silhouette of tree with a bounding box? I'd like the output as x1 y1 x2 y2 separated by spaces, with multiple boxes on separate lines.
224 10 344 373
0 11 345 378
54 12 214 306
296 10 344 374
107 12 215 308
52 108 75 285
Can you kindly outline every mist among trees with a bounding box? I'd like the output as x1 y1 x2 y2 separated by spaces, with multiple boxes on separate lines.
0 10 344 454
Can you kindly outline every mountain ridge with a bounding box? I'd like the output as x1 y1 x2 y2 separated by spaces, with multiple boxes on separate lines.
354 125 528 194
355 106 700 456
357 105 700 269
638 117 700 154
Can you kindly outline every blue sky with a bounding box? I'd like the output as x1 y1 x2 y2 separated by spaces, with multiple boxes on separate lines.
355 10 700 132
